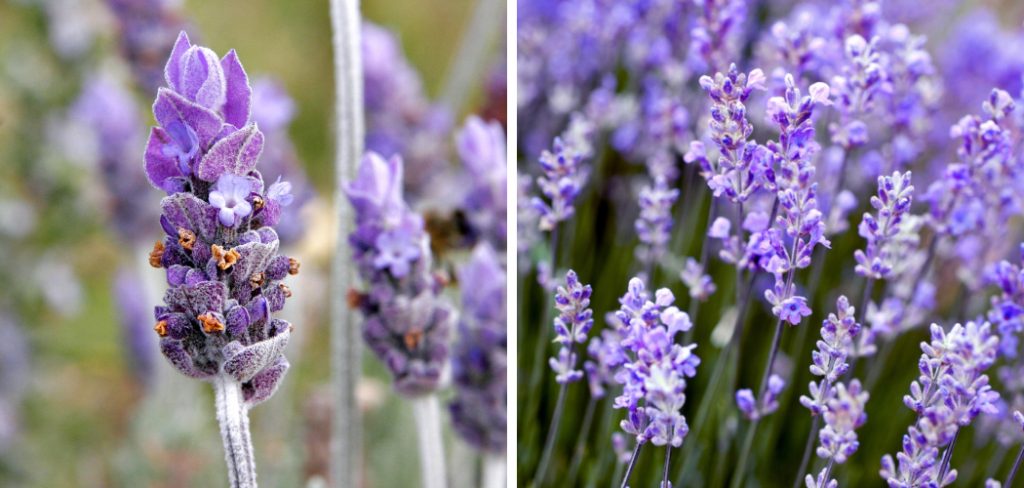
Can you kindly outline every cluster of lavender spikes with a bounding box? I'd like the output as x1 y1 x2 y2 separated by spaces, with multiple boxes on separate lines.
880 322 1000 487
345 152 452 396
143 32 299 487
613 278 700 454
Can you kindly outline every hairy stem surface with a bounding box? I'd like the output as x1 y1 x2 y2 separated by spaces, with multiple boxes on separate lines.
214 375 257 488
411 394 448 488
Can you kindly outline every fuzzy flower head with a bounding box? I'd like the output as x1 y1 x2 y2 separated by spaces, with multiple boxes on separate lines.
817 380 869 464
144 35 297 407
801 296 861 415
680 257 716 301
737 374 786 420
635 176 679 264
346 153 452 396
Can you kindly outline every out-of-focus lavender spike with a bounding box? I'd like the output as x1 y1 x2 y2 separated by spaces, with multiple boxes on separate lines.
0 316 29 456
107 0 190 96
361 21 452 201
449 243 507 454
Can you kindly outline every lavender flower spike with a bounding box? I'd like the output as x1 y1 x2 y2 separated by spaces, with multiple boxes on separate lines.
450 244 507 454
532 135 590 231
880 322 1000 487
144 32 297 488
854 171 914 280
345 152 452 396
550 270 593 384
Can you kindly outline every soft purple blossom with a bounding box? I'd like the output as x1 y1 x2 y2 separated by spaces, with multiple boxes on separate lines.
208 174 254 228
533 136 590 231
636 177 679 264
737 374 786 420
801 296 861 416
679 257 716 302
817 380 869 464
457 116 507 248
346 153 452 396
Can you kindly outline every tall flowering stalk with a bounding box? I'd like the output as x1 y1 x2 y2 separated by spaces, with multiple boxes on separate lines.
143 32 299 488
345 153 452 488
732 73 831 488
612 277 700 488
449 243 507 487
794 296 867 487
880 322 1000 487
534 270 593 485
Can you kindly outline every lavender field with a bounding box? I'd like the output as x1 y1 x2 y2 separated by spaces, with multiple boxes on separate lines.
517 0 1024 487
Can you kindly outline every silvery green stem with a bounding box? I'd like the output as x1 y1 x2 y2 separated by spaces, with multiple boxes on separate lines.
1006 444 1024 487
411 394 447 488
483 453 506 488
329 0 364 486
439 0 503 114
214 375 258 488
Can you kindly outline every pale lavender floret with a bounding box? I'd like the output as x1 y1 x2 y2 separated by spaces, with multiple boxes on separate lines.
987 245 1024 357
346 152 452 396
612 277 699 447
209 174 254 228
736 374 786 420
635 176 679 264
550 270 593 385
880 322 1000 487
854 171 914 280
679 257 716 301
585 328 627 399
805 468 838 488
829 34 889 149
449 244 507 453
688 0 747 75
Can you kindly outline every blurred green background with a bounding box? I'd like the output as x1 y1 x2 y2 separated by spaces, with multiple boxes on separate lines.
0 0 497 486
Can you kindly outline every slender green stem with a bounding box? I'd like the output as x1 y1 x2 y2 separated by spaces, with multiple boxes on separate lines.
565 398 597 486
620 442 643 488
534 379 570 486
937 429 959 483
524 227 560 466
1006 444 1024 487
731 417 759 488
793 415 821 488
683 198 719 344
662 446 672 488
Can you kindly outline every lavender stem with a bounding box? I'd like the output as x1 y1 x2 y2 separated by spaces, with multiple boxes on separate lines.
411 394 448 488
214 375 258 488
483 453 506 488
683 197 719 344
793 415 821 488
534 375 570 485
620 441 643 488
1006 444 1024 487
938 429 959 482
329 0 365 486
662 446 672 488
565 398 597 486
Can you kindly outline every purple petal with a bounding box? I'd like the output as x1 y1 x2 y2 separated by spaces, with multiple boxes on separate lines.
163 31 192 92
242 356 289 407
221 49 252 128
223 328 290 383
161 193 220 242
144 127 183 191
